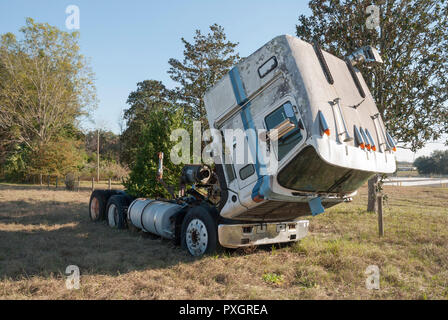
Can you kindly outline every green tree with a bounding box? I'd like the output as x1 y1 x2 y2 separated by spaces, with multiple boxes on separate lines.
120 80 175 166
85 130 120 163
29 137 85 176
296 0 448 211
414 150 448 175
168 24 240 127
0 18 96 176
122 25 240 196
123 108 185 198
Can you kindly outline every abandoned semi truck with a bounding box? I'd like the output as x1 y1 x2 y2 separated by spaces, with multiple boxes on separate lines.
88 35 397 256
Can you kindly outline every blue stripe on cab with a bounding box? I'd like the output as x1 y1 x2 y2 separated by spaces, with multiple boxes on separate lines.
228 66 266 203
229 67 248 106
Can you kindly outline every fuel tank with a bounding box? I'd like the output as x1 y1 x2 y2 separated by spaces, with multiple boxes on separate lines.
128 199 183 239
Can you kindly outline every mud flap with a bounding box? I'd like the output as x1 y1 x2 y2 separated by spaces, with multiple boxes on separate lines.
309 197 325 216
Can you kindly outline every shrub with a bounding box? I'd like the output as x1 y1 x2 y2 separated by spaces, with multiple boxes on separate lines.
65 173 76 190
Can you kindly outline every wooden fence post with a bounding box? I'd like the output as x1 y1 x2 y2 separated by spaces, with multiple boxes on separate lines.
47 175 50 189
91 177 94 191
40 174 43 187
77 176 80 192
377 194 384 237
108 178 111 190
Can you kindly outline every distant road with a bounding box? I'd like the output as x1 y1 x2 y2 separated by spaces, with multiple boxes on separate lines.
384 177 448 187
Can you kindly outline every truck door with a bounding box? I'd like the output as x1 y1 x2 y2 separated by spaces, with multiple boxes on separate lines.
219 114 256 209
227 114 258 191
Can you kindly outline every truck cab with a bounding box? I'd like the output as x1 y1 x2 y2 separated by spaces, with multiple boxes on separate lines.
205 35 396 223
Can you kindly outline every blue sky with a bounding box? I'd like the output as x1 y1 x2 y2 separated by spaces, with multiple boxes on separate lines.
0 0 309 131
0 0 445 161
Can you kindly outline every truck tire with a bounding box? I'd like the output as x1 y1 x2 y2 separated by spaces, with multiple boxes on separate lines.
89 190 123 222
106 195 128 229
181 206 219 257
89 190 109 221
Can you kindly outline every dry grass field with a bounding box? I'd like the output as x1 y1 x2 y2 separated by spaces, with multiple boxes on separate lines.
0 182 447 300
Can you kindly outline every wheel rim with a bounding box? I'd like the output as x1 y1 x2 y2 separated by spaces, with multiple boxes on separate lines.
90 197 100 220
186 219 208 256
108 204 117 228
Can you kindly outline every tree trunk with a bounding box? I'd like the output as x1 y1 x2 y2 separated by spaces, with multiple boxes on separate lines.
367 175 378 212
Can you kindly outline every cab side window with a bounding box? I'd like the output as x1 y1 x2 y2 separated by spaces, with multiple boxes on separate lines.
265 101 303 160
239 164 255 180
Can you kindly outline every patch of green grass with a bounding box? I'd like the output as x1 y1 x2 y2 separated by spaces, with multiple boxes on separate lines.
262 273 284 285
294 266 325 288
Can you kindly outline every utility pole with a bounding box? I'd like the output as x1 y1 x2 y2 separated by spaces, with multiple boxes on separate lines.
97 129 100 182
118 109 124 164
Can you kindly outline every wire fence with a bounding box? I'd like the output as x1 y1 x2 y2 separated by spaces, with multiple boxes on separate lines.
16 174 124 191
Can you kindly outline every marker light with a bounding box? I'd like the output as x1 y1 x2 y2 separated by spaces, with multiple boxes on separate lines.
318 111 330 136
365 129 377 152
360 127 371 151
354 125 365 149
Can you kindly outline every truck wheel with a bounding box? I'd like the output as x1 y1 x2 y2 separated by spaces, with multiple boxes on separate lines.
106 195 128 229
89 190 110 221
181 206 219 257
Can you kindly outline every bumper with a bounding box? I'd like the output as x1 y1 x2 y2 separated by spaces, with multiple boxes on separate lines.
218 220 309 248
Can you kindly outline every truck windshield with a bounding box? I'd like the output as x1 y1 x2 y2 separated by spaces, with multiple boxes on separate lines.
265 101 302 160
